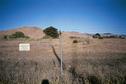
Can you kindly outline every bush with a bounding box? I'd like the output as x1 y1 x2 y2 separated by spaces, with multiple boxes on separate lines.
43 26 59 38
11 32 25 38
4 35 9 39
73 40 78 43
3 31 29 40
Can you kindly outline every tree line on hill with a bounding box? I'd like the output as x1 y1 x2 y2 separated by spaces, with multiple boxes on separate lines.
93 33 126 39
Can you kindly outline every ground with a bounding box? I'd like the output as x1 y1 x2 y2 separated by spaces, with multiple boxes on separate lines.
0 38 126 84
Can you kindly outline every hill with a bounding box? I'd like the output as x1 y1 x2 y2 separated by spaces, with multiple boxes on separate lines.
0 26 92 40
0 26 45 39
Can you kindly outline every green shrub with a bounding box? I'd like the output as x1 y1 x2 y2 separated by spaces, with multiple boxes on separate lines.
3 31 29 40
11 32 25 38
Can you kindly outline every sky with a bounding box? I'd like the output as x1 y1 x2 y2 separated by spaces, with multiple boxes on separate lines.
0 0 126 34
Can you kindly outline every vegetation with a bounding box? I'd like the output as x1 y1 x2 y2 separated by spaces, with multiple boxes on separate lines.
93 33 104 39
42 35 52 39
98 36 103 39
93 33 126 39
0 33 126 84
43 26 59 38
119 35 125 39
11 31 25 38
4 35 10 39
4 31 29 39
93 33 101 38
0 45 126 84
73 39 78 43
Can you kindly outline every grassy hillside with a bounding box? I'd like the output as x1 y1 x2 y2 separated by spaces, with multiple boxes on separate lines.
0 38 126 84
0 27 44 40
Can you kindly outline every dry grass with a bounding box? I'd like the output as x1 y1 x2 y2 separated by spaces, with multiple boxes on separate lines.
0 38 126 84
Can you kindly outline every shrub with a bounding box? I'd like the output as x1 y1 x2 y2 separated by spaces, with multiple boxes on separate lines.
73 40 78 43
11 31 25 38
4 35 9 39
43 26 59 38
3 31 29 40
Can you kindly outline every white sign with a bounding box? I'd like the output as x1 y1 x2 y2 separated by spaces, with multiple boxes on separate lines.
19 43 30 51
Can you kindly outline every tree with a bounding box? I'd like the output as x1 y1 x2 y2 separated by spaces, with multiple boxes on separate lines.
43 26 59 38
93 33 101 38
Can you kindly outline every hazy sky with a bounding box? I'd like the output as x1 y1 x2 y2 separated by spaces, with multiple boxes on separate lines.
0 0 126 34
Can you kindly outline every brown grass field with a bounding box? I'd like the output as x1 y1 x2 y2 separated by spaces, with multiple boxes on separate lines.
0 37 126 84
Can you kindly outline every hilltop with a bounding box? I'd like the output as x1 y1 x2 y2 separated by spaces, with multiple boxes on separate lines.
1 26 125 40
0 26 45 40
0 26 91 40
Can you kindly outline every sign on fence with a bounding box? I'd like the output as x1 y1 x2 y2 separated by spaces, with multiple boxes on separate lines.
19 43 30 51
